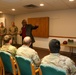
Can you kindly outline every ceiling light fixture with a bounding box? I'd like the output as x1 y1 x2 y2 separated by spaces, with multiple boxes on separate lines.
12 8 15 11
69 0 74 2
40 3 44 6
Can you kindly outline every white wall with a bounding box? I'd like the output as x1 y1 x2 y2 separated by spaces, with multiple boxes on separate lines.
3 9 75 53
0 9 76 53
3 14 15 33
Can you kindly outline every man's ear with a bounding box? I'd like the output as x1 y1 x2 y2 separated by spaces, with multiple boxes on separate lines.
29 42 32 46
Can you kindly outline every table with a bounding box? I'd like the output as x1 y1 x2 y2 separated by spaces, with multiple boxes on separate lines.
61 42 76 56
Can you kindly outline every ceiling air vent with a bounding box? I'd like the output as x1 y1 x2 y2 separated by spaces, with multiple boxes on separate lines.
24 4 38 8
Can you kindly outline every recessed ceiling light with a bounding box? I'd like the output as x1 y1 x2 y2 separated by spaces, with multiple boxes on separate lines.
69 0 74 2
0 11 3 13
12 8 15 11
40 3 44 6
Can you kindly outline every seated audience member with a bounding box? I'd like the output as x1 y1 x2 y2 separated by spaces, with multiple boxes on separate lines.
0 35 17 56
16 36 40 69
41 39 76 75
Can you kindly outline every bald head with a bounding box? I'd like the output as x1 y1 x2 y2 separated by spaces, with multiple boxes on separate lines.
23 36 32 46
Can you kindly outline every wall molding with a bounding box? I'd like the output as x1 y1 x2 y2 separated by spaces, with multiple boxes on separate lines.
49 35 76 39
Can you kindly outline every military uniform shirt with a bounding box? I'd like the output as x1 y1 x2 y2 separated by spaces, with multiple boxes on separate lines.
0 44 17 56
0 27 7 35
16 45 40 68
41 53 76 75
0 27 7 47
9 26 18 35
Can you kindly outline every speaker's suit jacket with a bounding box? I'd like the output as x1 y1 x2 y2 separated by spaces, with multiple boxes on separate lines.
20 24 38 43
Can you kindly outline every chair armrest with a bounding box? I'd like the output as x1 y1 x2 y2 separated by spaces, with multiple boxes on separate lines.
35 68 39 73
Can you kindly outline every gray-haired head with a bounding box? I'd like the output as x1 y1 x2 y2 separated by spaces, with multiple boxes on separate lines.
3 35 12 43
23 36 32 46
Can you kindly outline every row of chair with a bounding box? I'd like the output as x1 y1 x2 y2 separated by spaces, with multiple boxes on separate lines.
0 51 66 75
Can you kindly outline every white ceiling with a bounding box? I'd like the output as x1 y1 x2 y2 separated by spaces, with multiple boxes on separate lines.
0 0 76 15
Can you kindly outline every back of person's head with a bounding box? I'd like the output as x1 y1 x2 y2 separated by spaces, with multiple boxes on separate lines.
23 36 32 46
49 39 60 53
3 35 12 43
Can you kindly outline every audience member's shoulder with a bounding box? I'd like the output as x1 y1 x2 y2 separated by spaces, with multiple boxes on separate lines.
60 54 74 63
9 45 17 49
29 48 37 53
60 54 71 59
42 54 50 59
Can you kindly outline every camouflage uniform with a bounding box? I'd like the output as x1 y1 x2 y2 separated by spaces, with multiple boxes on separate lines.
0 44 17 56
41 53 76 75
0 26 7 47
9 25 18 44
16 45 40 69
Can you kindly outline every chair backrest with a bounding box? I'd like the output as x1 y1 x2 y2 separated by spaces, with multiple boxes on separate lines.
15 55 37 75
0 57 5 75
39 64 66 75
0 51 16 75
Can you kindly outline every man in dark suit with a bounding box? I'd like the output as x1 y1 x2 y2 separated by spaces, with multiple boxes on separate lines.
20 19 38 48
